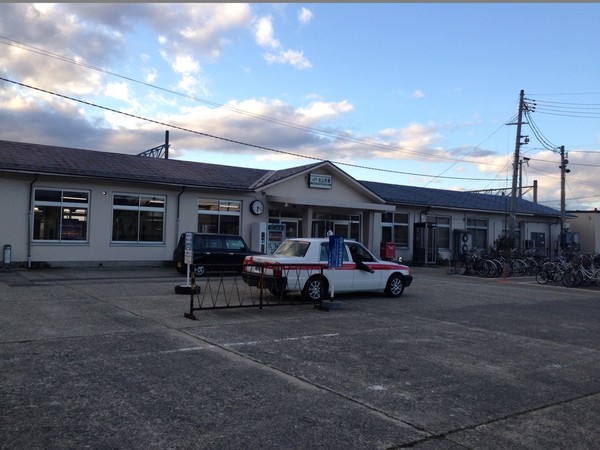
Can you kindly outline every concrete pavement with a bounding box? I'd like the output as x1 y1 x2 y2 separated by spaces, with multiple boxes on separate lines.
1 265 600 449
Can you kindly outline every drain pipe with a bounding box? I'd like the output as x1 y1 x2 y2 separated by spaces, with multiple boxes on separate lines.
27 174 38 269
176 186 186 245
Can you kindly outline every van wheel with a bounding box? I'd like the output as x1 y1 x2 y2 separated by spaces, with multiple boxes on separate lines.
302 275 326 302
193 265 206 277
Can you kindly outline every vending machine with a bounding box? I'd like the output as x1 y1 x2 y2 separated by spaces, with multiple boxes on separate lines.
266 223 285 254
251 222 286 254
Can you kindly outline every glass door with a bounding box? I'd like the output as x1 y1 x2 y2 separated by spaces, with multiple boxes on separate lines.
333 222 349 238
281 220 299 238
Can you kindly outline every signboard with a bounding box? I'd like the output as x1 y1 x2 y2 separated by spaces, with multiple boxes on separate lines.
328 235 344 269
309 173 332 189
184 232 194 265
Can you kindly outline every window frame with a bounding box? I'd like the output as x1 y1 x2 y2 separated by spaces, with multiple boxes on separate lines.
381 212 409 248
466 218 489 249
197 198 242 235
428 215 451 250
111 193 166 244
32 188 90 242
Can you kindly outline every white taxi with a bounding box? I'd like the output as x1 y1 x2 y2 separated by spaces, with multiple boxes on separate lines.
241 238 413 301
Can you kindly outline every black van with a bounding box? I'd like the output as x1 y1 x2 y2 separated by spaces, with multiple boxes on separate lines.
173 232 262 276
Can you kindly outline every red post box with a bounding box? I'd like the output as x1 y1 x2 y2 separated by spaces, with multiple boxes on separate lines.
380 241 396 260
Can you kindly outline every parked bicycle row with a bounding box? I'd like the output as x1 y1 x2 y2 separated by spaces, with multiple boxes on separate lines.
453 247 547 278
536 253 600 287
454 247 600 288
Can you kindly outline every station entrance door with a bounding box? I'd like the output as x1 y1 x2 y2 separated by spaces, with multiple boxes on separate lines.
413 222 437 265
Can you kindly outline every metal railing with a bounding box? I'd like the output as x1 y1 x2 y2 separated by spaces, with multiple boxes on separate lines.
183 263 326 319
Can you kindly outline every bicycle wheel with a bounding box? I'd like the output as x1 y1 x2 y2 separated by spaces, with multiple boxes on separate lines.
563 269 576 287
486 260 499 277
475 259 489 277
454 259 466 275
536 269 550 285
512 259 526 277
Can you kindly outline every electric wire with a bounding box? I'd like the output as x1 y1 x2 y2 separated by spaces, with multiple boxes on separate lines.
422 119 512 188
0 76 502 182
524 109 558 151
0 35 492 165
2 35 599 204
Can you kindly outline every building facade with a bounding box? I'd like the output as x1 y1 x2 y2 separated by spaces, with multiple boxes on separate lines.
566 210 600 254
0 139 564 268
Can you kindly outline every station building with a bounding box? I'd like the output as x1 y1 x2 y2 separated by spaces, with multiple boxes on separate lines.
0 139 564 268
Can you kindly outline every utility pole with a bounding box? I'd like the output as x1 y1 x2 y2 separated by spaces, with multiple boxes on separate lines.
518 156 530 198
509 90 525 244
559 145 570 251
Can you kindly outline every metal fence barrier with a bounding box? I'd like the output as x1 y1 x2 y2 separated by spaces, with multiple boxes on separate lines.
184 263 326 320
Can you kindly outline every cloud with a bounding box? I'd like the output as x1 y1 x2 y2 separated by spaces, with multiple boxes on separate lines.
411 90 425 99
144 68 157 84
5 2 566 203
254 16 281 49
298 7 314 26
254 14 312 69
264 49 312 70
298 100 353 119
150 3 251 58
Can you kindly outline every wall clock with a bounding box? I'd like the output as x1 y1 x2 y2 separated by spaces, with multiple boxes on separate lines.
250 199 264 215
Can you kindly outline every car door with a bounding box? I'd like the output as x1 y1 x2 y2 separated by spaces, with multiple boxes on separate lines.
194 235 224 269
224 236 248 271
319 242 354 291
208 236 228 268
348 243 383 290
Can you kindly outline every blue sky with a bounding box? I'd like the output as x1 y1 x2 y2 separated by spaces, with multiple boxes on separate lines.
1 3 599 210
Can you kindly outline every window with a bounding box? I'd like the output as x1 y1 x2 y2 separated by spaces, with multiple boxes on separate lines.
467 218 488 248
319 243 350 262
112 193 165 243
311 213 361 240
224 237 248 251
197 199 241 234
33 189 89 241
381 212 409 247
436 216 450 249
426 215 450 249
274 240 310 257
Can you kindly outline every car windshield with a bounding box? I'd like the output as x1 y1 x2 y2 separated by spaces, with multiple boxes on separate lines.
273 240 310 257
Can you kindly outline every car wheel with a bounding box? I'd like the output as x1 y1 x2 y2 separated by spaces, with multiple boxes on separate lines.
193 265 206 277
302 275 326 302
384 273 405 298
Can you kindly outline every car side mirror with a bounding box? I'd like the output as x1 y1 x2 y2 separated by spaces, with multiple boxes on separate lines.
396 256 403 263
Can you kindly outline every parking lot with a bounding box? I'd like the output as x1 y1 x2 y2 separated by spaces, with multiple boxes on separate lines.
1 265 600 449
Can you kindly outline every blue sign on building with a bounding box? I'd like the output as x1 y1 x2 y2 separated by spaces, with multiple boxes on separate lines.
328 235 344 269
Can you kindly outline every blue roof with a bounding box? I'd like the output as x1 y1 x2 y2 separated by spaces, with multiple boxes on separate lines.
360 180 561 217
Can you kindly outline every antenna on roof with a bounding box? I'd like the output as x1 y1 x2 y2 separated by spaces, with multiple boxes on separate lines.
137 130 170 159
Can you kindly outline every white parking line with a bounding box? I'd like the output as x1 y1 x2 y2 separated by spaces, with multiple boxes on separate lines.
224 332 340 348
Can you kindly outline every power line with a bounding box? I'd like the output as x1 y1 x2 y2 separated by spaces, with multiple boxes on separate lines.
530 99 600 118
532 99 600 108
0 35 497 167
422 120 512 187
524 109 558 151
0 76 506 182
4 35 596 192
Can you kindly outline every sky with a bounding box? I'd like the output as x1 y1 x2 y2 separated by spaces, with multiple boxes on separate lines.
1 3 600 211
